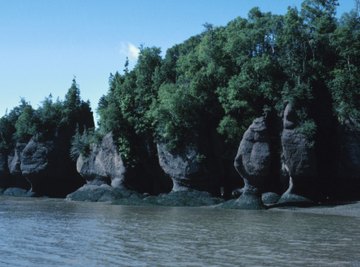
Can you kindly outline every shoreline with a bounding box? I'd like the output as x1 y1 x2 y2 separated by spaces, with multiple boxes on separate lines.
270 201 360 218
2 189 360 218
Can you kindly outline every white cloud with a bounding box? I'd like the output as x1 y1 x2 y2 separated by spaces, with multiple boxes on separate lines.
119 42 140 61
128 43 140 60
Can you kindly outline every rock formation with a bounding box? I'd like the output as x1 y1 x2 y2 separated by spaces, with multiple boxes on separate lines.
76 133 126 187
157 143 219 194
7 143 30 189
233 116 271 209
279 103 317 203
20 137 84 197
2 102 360 207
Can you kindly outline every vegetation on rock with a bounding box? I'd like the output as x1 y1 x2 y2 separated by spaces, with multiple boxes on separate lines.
94 0 359 164
1 0 359 200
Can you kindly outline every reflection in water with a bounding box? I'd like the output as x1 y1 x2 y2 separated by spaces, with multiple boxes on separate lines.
0 196 360 267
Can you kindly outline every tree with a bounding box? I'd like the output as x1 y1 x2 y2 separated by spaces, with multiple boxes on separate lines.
37 95 63 138
301 0 338 66
329 10 360 120
0 116 14 151
62 78 94 134
122 47 162 136
64 78 81 115
14 103 38 142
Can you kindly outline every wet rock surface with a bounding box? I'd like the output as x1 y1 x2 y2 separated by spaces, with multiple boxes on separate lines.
2 187 35 197
66 184 134 202
262 192 281 205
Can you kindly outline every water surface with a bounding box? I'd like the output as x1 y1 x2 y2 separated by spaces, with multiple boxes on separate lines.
1 196 359 266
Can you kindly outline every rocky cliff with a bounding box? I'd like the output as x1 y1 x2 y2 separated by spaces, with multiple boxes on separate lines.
2 104 360 208
157 143 220 194
231 103 360 208
71 133 172 197
76 133 126 187
0 136 85 197
279 103 317 203
233 117 270 209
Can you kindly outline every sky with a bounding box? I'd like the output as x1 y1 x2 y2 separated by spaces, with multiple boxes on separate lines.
0 0 356 122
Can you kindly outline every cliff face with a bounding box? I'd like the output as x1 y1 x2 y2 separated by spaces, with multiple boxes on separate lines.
20 137 84 197
6 143 31 190
76 133 126 188
74 133 172 195
0 136 85 197
233 117 271 209
232 104 360 208
2 104 360 205
280 103 318 202
157 143 220 194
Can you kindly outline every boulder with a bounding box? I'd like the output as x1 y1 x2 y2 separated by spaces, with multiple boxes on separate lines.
157 143 219 194
2 187 35 197
144 190 222 207
234 185 266 209
76 133 126 188
67 184 149 205
262 192 281 205
233 117 271 209
280 103 317 203
66 184 131 202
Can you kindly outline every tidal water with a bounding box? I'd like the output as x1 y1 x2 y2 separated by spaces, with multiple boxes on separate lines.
0 196 360 267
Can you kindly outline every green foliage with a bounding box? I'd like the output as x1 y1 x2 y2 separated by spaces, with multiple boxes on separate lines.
14 102 39 142
151 83 203 150
0 101 28 151
36 95 64 138
0 117 14 151
0 80 93 162
329 11 360 121
117 136 136 167
3 0 356 169
62 79 94 133
64 78 81 114
92 0 357 162
296 119 317 147
329 66 360 120
70 127 95 161
217 116 244 144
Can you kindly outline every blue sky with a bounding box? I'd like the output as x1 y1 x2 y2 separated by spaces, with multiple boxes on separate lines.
0 0 355 121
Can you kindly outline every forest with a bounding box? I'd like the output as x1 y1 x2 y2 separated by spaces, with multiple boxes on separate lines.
94 0 359 164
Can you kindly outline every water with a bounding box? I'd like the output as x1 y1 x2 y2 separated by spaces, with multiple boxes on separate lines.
1 196 360 267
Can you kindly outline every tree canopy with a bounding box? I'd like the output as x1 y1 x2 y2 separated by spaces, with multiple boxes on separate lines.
2 0 359 166
0 80 93 153
94 0 359 165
